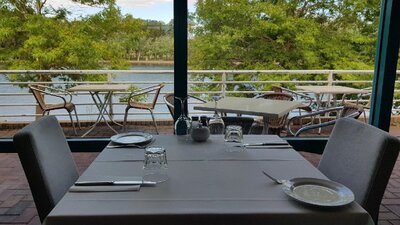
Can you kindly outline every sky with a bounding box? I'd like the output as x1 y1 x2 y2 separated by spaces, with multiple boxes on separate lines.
47 0 197 23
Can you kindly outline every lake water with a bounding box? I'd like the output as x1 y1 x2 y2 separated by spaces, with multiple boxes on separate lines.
0 65 179 122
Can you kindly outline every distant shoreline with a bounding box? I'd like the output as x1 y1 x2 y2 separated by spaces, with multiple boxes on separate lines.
129 60 173 65
0 60 174 67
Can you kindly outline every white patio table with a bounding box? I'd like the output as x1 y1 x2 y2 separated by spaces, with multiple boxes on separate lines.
68 84 130 137
296 85 370 110
44 135 374 225
193 97 302 134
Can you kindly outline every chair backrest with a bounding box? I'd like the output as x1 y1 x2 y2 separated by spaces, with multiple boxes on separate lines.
151 83 165 109
164 93 175 118
340 103 364 119
13 116 79 222
163 93 206 119
318 118 400 223
29 85 46 110
256 92 294 130
222 116 254 134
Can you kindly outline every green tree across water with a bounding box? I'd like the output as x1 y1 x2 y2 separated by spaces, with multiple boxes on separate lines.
189 0 380 96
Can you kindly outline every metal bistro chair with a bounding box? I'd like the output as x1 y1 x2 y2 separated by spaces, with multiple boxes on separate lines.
318 118 400 223
252 92 294 135
287 103 364 136
29 84 80 135
13 116 79 222
163 93 207 119
123 83 165 134
164 94 254 134
271 85 314 114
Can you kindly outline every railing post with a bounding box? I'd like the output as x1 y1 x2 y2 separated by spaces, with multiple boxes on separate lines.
107 73 114 118
327 71 334 107
328 71 334 86
221 72 227 98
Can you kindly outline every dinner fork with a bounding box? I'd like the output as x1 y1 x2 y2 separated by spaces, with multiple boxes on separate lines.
262 170 286 184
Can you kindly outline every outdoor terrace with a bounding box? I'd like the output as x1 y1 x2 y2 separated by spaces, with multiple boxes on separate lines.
1 70 400 224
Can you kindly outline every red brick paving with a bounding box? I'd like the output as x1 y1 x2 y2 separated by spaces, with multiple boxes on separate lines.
1 123 400 225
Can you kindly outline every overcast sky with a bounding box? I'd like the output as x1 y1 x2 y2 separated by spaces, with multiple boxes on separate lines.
47 0 197 22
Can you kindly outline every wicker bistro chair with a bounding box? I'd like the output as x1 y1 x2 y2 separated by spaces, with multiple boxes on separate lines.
163 93 207 119
271 85 314 114
29 84 80 135
251 92 295 135
123 83 165 134
287 103 364 136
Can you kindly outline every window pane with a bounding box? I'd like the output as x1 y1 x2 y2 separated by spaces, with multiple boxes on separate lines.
0 0 173 138
188 0 380 137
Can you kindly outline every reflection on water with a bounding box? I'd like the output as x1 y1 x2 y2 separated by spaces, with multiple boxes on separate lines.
0 65 179 122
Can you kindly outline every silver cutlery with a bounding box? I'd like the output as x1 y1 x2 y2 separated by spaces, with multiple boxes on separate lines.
75 180 156 186
243 142 290 147
106 144 147 149
262 170 286 184
243 146 293 149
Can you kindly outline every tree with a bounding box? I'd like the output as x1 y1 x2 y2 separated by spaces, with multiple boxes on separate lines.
189 0 380 96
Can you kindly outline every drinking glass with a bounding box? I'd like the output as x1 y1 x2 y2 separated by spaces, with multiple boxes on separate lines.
143 146 168 183
174 96 191 136
224 125 244 152
208 96 225 134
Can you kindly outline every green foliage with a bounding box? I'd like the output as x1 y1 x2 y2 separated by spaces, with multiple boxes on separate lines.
0 1 173 87
189 0 380 96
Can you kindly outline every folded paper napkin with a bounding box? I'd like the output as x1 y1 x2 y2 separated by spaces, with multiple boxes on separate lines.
69 185 140 192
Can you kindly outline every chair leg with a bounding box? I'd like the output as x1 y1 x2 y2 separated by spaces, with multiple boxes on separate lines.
74 110 81 129
68 111 77 135
363 110 367 123
149 109 159 134
123 107 130 132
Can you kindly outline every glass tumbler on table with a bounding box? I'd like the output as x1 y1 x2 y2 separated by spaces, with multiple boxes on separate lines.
224 125 244 152
143 146 168 183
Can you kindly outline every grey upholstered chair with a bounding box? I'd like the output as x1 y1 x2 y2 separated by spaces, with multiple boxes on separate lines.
13 116 79 222
318 118 400 223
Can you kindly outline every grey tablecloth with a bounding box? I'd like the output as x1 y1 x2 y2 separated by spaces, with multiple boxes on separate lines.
44 135 374 225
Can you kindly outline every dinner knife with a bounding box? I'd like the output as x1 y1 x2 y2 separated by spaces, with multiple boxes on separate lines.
242 142 290 147
74 180 157 186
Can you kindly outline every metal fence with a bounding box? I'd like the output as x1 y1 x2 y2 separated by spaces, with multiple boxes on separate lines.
0 69 398 122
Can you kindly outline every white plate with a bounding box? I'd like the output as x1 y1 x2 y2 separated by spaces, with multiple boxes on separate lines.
282 177 355 207
110 132 153 145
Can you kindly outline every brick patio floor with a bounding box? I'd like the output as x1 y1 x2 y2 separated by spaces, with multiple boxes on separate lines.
1 123 400 225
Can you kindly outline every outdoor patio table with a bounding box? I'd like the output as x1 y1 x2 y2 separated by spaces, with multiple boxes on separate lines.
193 97 302 134
44 135 374 225
68 84 130 137
296 85 370 110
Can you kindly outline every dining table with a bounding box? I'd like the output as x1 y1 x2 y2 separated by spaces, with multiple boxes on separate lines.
68 84 131 137
193 97 302 134
44 135 374 225
296 85 370 110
